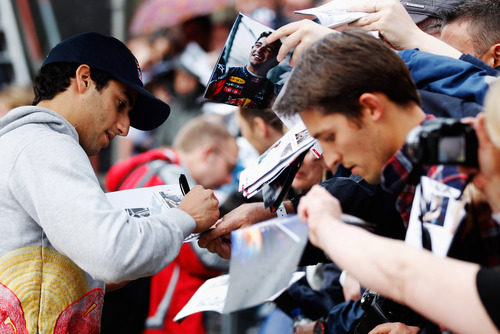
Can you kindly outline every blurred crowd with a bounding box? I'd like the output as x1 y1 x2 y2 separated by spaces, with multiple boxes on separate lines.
114 0 323 162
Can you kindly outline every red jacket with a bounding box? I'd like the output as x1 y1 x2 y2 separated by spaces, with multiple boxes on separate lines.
105 148 224 334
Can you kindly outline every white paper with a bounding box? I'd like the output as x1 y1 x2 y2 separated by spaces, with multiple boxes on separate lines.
174 271 305 321
295 0 369 28
174 274 229 320
310 141 323 158
174 214 308 320
105 185 201 243
405 176 466 257
238 123 316 198
106 185 183 217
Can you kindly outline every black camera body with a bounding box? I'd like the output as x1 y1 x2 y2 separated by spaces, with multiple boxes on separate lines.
405 118 478 167
354 290 439 334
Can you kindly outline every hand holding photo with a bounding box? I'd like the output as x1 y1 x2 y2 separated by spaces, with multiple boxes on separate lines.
295 0 370 28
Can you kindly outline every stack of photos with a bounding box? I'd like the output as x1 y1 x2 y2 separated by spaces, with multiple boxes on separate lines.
238 122 319 198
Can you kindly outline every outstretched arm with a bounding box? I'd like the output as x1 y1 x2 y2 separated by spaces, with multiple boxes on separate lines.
348 0 461 58
300 185 497 334
197 200 295 258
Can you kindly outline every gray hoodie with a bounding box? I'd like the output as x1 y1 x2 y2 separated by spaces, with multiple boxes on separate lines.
0 106 195 332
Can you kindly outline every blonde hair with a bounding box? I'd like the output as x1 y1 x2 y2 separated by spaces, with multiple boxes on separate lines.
173 114 234 152
484 79 500 148
0 86 34 109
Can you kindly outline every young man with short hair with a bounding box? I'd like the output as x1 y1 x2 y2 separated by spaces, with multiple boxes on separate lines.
441 0 500 70
273 29 500 333
275 29 466 221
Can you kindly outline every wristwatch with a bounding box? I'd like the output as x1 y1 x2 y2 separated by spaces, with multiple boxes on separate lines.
313 319 325 334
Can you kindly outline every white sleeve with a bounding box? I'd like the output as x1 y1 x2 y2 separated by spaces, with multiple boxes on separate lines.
10 134 195 282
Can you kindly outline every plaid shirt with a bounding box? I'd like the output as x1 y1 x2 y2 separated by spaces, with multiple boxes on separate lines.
380 147 467 226
381 117 500 266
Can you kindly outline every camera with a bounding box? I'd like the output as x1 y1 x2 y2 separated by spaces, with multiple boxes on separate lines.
354 290 434 334
405 118 478 167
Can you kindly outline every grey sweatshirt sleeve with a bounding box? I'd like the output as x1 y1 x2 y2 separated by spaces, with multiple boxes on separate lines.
9 133 195 282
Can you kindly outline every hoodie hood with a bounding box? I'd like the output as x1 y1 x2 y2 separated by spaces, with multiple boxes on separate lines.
0 106 78 141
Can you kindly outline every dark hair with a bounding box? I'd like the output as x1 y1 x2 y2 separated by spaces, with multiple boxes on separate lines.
238 106 284 132
255 31 282 57
417 17 443 35
443 0 500 58
258 31 272 40
274 29 420 122
32 62 114 105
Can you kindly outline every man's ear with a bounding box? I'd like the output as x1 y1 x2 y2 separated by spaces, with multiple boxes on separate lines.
253 116 268 138
358 92 384 121
75 64 92 93
489 43 500 68
200 143 216 161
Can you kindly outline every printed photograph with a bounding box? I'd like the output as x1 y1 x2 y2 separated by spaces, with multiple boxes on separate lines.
204 13 288 109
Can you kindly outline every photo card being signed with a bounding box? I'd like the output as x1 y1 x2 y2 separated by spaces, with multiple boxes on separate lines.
204 13 290 109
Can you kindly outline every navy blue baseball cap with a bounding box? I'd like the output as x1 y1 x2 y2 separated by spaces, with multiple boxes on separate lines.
402 0 464 24
42 32 170 131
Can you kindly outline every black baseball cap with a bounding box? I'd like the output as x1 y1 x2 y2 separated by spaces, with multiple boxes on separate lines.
42 32 170 131
402 0 464 24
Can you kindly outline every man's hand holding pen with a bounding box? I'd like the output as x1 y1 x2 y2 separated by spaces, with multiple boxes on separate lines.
177 174 220 233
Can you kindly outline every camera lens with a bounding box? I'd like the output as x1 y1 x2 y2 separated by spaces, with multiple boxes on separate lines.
405 126 423 163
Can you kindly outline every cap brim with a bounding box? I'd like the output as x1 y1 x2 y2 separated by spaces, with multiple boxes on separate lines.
408 13 430 24
122 80 171 131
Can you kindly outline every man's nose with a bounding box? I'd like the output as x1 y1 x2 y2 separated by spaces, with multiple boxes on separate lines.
324 151 341 170
117 113 130 137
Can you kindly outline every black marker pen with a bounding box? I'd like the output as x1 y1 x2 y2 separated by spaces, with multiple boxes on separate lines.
179 174 190 196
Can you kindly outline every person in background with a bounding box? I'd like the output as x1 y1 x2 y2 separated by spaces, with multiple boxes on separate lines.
0 85 33 118
153 60 206 148
291 150 331 195
401 0 464 36
236 105 331 197
349 0 498 74
440 0 500 70
103 115 237 334
235 0 279 28
236 106 285 154
233 104 336 334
